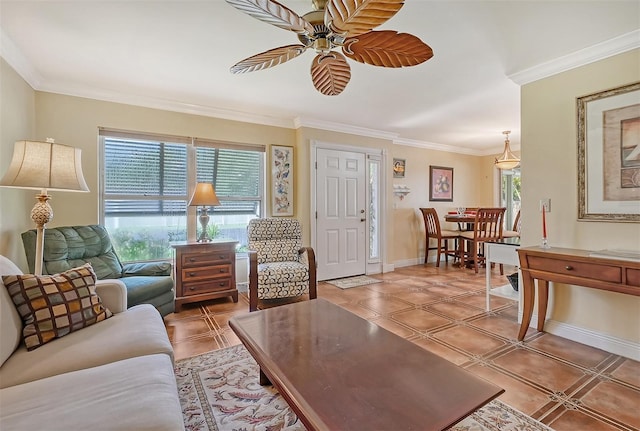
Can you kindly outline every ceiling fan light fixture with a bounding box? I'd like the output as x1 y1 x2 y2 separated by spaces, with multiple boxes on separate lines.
495 130 520 170
226 0 434 95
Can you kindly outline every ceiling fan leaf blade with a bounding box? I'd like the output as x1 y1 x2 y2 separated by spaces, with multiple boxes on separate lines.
230 45 307 73
342 30 433 67
326 0 405 36
310 52 351 96
226 0 315 34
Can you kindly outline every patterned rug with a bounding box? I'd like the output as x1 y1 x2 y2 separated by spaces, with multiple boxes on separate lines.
325 275 383 289
175 344 553 431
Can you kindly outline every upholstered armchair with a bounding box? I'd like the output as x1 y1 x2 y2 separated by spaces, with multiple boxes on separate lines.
22 225 175 317
247 218 317 312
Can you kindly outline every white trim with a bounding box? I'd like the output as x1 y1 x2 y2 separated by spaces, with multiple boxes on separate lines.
295 117 398 141
393 257 423 268
528 318 640 362
509 30 640 85
0 26 42 88
394 137 483 156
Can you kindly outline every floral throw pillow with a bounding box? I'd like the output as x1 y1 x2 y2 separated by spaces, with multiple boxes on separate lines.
2 263 113 350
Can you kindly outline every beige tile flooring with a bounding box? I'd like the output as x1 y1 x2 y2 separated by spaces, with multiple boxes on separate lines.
165 263 640 431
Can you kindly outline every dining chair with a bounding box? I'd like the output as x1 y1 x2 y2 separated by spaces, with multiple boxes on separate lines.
458 207 506 273
502 209 521 238
420 208 460 267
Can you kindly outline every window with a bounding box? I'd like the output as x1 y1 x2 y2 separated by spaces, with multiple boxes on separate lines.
100 130 264 262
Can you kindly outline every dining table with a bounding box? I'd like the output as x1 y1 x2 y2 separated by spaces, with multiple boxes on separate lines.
444 212 477 231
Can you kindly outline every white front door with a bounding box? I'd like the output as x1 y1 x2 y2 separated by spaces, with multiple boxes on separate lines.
316 148 367 280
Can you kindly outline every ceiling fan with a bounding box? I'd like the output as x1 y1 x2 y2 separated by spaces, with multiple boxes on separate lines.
225 0 434 96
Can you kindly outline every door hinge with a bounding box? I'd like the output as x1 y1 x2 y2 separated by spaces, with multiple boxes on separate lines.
315 211 317 219
315 161 317 169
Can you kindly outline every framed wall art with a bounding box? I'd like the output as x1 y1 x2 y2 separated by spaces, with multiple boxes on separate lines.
429 165 453 202
271 145 294 216
393 158 406 178
578 81 640 222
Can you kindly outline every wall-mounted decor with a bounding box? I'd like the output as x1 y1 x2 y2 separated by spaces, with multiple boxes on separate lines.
271 145 293 216
429 166 453 202
393 158 406 178
578 81 640 222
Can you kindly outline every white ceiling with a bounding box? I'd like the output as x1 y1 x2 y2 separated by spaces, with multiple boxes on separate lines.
1 1 638 154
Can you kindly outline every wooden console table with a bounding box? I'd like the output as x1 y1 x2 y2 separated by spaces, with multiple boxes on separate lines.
516 246 640 340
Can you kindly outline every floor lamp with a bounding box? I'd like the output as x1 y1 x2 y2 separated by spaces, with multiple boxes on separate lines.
0 140 89 275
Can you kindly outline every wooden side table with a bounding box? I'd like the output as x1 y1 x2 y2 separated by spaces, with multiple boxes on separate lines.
172 240 238 312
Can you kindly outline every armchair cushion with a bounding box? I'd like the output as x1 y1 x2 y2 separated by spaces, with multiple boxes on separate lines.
257 261 310 299
2 263 112 351
123 261 172 277
22 226 123 279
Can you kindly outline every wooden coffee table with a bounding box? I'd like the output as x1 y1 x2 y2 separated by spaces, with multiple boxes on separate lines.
229 298 504 431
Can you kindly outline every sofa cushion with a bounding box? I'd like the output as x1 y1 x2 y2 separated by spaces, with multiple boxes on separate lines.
0 304 173 389
2 263 112 351
0 353 185 431
0 256 23 368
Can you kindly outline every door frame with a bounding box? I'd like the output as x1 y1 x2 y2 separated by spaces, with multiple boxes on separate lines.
310 140 387 276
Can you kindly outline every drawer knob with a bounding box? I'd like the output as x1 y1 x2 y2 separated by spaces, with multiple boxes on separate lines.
565 265 574 271
219 269 225 273
189 286 195 291
189 272 196 277
189 258 196 262
219 255 225 259
218 282 225 286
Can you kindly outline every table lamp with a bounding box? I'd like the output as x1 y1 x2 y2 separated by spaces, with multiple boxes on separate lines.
0 139 89 275
188 182 220 242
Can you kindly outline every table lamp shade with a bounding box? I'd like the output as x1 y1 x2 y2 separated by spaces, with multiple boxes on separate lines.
188 182 220 207
0 140 89 192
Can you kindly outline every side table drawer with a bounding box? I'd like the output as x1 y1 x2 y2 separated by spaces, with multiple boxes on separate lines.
182 252 233 267
528 256 621 283
183 279 232 296
182 264 232 282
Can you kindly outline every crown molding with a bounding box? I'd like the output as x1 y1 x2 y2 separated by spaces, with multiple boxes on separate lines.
393 137 481 156
293 117 399 141
509 30 640 85
0 26 42 88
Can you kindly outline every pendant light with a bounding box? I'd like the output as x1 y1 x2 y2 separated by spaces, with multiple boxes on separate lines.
494 130 520 170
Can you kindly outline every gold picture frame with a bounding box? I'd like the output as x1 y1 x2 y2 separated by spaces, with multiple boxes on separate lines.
577 82 640 222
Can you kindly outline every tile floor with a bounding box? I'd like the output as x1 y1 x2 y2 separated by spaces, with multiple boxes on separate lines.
164 263 640 431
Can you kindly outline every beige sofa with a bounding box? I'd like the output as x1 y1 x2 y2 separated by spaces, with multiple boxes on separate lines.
0 255 184 431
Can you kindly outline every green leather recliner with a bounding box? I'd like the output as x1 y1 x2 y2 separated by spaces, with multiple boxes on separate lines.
22 225 175 317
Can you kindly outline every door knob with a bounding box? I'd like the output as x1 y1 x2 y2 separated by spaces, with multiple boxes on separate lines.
360 218 366 222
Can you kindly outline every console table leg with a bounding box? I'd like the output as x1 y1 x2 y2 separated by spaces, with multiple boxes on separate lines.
537 280 549 332
518 273 535 340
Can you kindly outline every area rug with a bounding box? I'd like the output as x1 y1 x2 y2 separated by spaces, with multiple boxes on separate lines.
175 344 553 431
325 275 382 289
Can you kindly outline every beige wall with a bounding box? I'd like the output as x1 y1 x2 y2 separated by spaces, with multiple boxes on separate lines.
0 63 493 271
0 59 37 268
521 49 640 342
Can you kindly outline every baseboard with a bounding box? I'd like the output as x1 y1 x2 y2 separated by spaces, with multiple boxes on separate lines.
529 317 640 361
393 257 422 268
383 263 395 273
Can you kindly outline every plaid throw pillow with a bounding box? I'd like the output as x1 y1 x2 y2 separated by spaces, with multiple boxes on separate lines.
2 263 113 350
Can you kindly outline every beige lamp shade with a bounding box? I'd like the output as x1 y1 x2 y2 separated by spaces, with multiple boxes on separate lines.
188 182 220 206
0 140 89 192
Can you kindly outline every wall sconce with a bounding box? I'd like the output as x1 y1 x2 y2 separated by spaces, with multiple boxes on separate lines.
393 184 411 200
